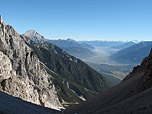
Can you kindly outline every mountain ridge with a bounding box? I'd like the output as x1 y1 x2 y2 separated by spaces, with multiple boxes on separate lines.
47 38 95 59
111 41 152 64
23 33 109 93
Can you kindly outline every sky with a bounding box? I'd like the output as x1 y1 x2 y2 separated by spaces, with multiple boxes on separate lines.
0 0 152 41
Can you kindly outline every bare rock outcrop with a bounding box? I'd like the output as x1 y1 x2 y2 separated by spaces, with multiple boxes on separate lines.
0 51 16 81
0 15 63 110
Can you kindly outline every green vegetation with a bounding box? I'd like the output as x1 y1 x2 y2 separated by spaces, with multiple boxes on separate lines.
99 64 135 79
86 62 135 86
41 61 98 108
27 40 109 107
31 42 108 92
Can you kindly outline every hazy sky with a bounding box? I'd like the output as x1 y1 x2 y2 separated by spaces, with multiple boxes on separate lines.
0 0 152 41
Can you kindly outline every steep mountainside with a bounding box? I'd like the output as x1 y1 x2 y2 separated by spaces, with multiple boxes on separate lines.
80 43 95 50
23 32 109 92
0 15 63 110
23 37 109 107
29 41 108 92
0 92 60 114
66 49 152 114
111 41 152 64
47 38 95 59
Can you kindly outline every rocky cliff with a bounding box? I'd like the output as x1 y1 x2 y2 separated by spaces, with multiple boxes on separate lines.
0 15 63 110
123 48 152 89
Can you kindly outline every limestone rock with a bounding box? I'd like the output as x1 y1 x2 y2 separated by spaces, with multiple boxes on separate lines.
0 51 16 82
0 15 63 110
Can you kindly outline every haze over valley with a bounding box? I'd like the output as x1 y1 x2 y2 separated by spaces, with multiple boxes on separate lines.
1 0 152 114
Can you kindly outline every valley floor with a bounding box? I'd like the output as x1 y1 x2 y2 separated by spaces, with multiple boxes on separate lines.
82 47 137 84
83 47 119 65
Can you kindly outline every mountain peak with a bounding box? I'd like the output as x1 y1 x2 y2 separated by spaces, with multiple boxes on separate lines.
25 30 38 35
0 14 18 37
24 30 46 43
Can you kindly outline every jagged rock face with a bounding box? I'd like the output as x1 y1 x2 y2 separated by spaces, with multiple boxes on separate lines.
123 49 152 89
143 51 152 88
0 51 16 81
0 16 63 110
24 30 46 43
137 49 152 89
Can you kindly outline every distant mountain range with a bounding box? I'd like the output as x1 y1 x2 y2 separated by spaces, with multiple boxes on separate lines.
78 41 127 48
111 41 136 49
47 38 95 59
111 41 152 64
78 40 139 50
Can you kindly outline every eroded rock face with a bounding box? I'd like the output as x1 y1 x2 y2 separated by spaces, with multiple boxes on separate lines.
0 51 16 81
123 49 152 90
142 50 152 89
0 15 63 110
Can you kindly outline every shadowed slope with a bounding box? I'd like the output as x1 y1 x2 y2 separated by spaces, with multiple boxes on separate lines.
0 92 60 114
66 49 152 114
